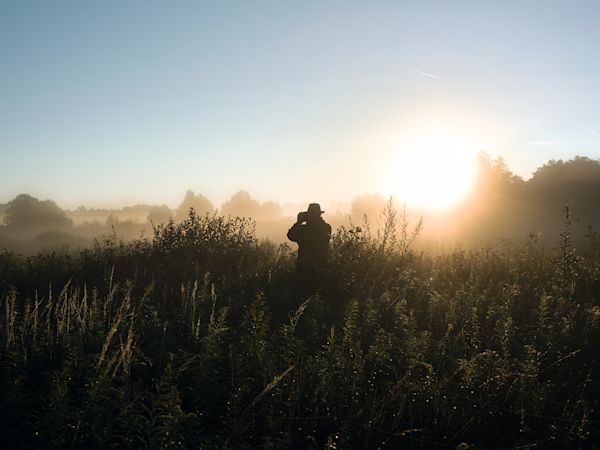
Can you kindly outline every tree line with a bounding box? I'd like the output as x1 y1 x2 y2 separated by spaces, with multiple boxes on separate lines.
1 154 600 254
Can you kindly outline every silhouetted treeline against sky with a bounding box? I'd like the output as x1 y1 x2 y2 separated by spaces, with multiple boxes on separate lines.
1 154 600 254
452 154 600 245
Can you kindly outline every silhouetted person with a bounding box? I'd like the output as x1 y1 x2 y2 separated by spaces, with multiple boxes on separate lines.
287 203 332 287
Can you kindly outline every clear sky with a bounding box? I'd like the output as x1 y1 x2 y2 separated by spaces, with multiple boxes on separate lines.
2 1 600 209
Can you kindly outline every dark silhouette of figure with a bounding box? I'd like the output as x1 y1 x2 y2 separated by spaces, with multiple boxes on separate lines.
287 203 332 285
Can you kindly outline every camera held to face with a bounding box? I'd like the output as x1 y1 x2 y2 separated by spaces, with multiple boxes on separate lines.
297 211 309 223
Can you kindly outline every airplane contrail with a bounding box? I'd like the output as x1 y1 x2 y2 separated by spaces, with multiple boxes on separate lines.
409 68 439 79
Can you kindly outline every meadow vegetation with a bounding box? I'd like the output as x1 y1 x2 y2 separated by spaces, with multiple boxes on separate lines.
1 205 600 449
3 155 600 257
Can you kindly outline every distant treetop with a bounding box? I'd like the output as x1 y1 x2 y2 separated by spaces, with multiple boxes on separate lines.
3 194 72 235
175 190 214 222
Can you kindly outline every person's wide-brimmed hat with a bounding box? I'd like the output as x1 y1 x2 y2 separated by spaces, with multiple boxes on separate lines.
307 203 324 216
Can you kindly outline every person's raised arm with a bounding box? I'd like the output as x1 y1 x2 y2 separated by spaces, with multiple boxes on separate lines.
287 212 305 242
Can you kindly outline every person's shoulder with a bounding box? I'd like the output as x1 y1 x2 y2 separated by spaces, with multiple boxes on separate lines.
289 222 305 232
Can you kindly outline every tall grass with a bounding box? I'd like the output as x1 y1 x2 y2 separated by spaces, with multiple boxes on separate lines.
1 207 600 448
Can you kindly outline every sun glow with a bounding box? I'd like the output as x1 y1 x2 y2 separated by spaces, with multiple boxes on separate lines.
384 128 480 210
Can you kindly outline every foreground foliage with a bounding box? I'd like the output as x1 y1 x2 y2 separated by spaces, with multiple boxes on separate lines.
1 209 600 449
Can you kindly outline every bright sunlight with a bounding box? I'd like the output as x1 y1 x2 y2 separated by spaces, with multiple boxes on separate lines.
385 128 480 210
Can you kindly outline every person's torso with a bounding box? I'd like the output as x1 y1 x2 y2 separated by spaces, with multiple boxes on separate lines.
297 220 330 266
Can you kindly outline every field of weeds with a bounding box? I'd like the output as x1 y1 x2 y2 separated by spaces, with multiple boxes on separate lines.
1 208 600 449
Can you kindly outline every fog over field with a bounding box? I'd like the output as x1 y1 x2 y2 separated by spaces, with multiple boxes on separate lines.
2 154 600 255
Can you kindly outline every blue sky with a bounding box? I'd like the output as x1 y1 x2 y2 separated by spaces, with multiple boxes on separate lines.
1 1 600 209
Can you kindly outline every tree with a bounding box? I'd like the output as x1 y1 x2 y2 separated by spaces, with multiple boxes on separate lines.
528 156 600 200
175 190 214 222
472 152 525 201
260 200 283 221
219 191 283 221
3 194 72 236
221 191 262 219
454 152 528 242
147 205 174 224
526 156 600 232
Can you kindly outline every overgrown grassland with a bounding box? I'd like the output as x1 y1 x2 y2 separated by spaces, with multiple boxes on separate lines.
1 209 600 449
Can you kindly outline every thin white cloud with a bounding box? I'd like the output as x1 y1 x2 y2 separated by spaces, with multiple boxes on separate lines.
587 128 598 136
409 68 439 79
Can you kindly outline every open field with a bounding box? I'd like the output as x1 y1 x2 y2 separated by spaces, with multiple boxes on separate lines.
1 209 600 449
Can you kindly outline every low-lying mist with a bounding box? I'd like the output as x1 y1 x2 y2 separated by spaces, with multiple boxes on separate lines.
2 154 600 255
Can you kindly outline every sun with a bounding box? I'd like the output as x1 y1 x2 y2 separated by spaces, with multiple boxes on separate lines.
384 127 480 210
